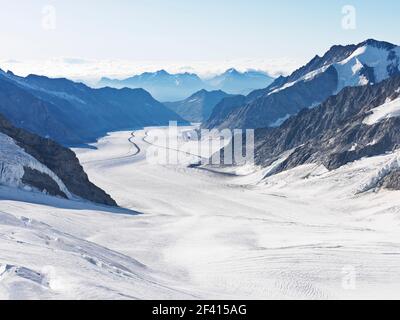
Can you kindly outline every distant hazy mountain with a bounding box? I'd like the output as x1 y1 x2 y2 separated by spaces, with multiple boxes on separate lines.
0 70 187 145
0 113 117 205
99 70 204 101
164 89 233 123
204 39 400 130
206 68 274 95
98 69 274 101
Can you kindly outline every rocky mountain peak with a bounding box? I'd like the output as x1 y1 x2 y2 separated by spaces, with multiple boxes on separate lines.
204 39 400 131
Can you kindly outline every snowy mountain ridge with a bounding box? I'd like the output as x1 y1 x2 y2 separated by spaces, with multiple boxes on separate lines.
204 39 400 130
272 41 400 96
242 74 400 187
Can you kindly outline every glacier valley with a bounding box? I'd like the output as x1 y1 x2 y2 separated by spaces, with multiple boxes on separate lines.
1 126 400 299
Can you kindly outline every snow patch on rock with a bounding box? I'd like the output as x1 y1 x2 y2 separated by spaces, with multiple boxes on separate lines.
269 44 400 97
270 114 291 127
0 133 71 197
363 97 400 125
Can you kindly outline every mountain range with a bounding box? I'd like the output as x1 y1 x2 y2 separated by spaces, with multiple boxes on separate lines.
98 69 274 101
209 40 400 190
2 38 400 203
204 39 400 130
0 70 186 145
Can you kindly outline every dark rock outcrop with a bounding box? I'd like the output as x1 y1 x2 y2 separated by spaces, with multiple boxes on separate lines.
0 113 117 206
22 167 68 199
248 75 400 186
382 170 400 190
213 75 400 190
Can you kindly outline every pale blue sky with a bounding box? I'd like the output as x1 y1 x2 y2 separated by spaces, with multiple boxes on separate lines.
0 0 399 78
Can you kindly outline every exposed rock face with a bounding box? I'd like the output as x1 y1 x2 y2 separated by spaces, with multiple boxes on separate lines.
256 76 400 171
22 167 68 199
213 75 400 190
0 113 117 206
248 75 400 190
382 170 400 190
204 39 400 130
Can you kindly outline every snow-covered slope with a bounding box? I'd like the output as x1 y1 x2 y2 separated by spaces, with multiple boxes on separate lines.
204 39 400 130
296 41 400 94
242 75 400 181
0 113 117 205
2 127 400 299
0 133 71 198
363 97 400 125
0 186 192 299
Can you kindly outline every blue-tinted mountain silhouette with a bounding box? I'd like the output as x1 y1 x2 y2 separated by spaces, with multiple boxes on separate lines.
164 89 235 123
98 69 274 101
0 70 187 145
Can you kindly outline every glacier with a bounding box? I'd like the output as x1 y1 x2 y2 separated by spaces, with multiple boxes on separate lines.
2 126 400 299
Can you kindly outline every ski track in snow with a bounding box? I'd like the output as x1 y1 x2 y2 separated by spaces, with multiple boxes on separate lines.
1 127 400 299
